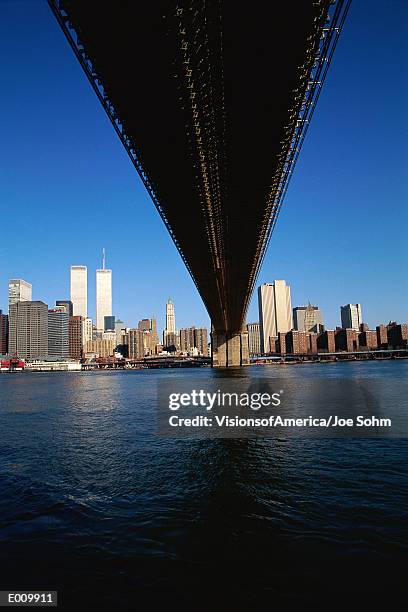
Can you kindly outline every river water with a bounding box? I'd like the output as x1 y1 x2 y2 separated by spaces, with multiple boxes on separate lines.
0 361 407 610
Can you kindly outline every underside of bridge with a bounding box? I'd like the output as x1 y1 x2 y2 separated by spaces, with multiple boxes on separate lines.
49 0 350 366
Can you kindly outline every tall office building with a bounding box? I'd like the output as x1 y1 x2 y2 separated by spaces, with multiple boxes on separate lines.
96 250 112 331
138 319 150 332
246 322 261 356
56 300 73 317
179 327 196 352
48 307 69 358
9 301 48 358
293 304 323 332
70 266 87 318
69 316 84 359
84 317 93 344
165 298 176 333
128 328 145 359
258 281 293 353
163 298 177 349
179 327 208 356
0 310 9 354
115 319 126 345
104 315 115 332
8 279 32 308
194 328 209 356
340 304 362 331
150 317 159 348
85 338 116 358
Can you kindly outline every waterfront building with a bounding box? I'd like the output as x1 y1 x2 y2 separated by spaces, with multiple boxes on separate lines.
285 330 309 355
359 330 377 350
340 304 362 331
85 338 116 358
163 330 179 351
70 266 87 318
277 331 286 354
258 281 293 353
293 304 323 333
128 328 145 359
269 335 278 353
104 315 115 332
48 307 69 358
387 323 408 349
179 327 209 356
317 330 336 353
376 324 388 349
308 332 318 354
117 330 129 358
96 261 112 332
180 327 195 352
335 328 358 352
0 310 9 354
8 279 32 308
69 315 83 360
246 322 261 356
194 328 209 356
56 300 73 317
9 301 48 358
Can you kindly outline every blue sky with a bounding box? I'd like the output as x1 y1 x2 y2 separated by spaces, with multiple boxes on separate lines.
0 0 406 333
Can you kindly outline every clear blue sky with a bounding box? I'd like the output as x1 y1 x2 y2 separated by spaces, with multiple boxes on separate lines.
0 0 406 334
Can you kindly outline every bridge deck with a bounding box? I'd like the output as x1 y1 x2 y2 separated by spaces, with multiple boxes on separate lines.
50 0 349 333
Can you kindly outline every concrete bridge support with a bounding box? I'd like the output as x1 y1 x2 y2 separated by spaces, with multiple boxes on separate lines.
211 330 250 367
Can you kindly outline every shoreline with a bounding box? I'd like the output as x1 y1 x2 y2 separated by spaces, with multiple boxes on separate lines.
1 354 407 374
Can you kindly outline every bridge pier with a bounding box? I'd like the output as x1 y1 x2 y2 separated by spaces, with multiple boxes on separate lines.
211 330 250 367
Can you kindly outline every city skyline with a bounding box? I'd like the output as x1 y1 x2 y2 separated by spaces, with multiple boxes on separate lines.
1 267 406 339
0 2 407 332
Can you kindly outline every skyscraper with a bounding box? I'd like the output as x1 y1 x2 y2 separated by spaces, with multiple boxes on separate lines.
56 300 73 317
258 281 293 354
96 250 112 331
9 301 48 358
246 322 261 356
115 319 126 346
69 316 84 360
194 328 209 356
293 304 323 332
165 298 176 333
138 319 150 332
70 266 87 318
163 298 178 349
104 315 115 332
0 310 8 354
128 328 145 359
150 317 159 348
84 317 93 345
8 279 32 308
340 304 362 331
179 327 208 356
48 307 69 358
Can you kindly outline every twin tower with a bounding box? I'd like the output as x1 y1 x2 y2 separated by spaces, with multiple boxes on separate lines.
70 251 112 332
